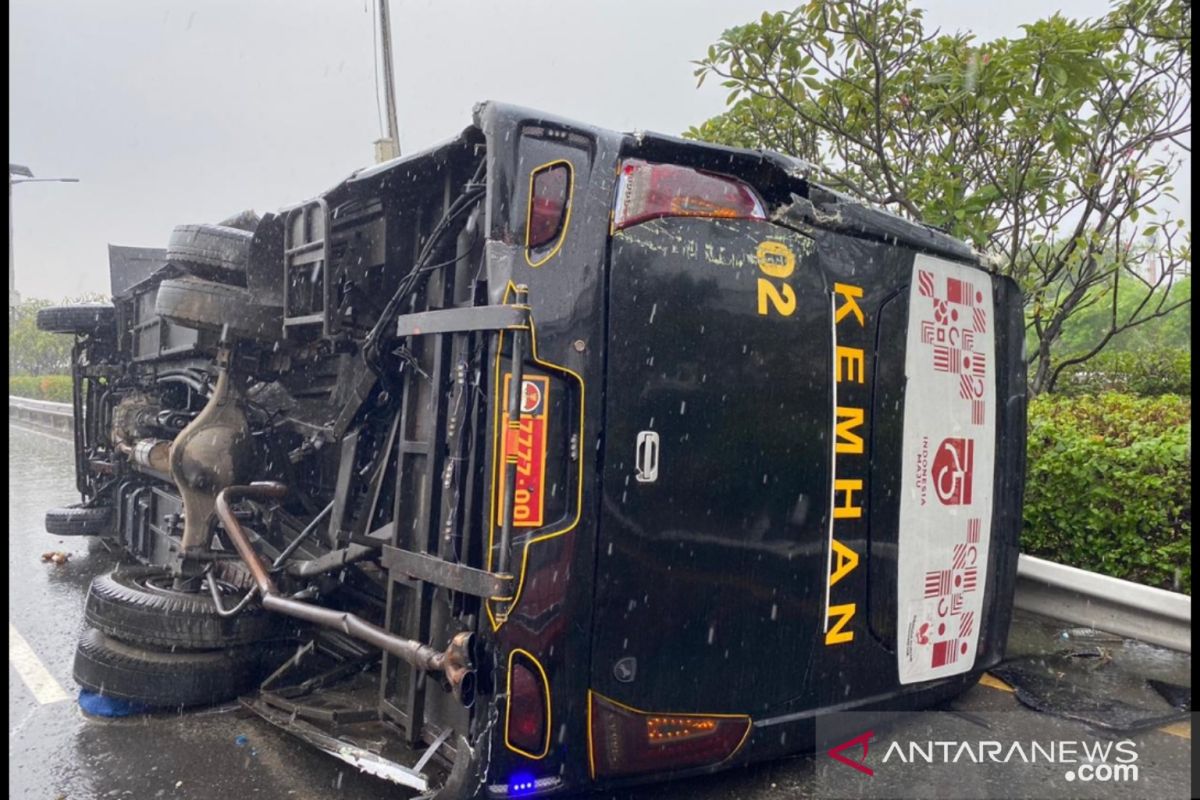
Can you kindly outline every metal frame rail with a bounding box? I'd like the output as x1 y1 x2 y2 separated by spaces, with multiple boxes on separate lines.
379 272 528 750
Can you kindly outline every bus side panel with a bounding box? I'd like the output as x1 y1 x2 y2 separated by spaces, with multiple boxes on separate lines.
592 217 832 715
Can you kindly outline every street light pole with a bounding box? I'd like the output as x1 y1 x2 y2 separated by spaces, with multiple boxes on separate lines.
379 0 400 156
9 164 32 312
373 0 401 163
9 165 79 316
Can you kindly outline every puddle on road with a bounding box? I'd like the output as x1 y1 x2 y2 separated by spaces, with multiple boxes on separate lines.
998 609 1191 732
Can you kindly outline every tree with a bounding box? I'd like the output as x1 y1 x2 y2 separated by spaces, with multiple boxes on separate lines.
689 0 1191 393
8 294 109 376
1053 276 1190 355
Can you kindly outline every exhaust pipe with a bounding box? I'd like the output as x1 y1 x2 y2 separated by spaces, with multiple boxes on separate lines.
215 482 476 706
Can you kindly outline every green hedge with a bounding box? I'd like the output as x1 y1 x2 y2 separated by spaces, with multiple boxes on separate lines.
1023 393 1191 594
1053 348 1190 396
9 374 73 403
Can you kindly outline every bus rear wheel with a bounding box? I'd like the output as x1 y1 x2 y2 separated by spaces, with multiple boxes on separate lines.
84 566 280 650
72 628 279 709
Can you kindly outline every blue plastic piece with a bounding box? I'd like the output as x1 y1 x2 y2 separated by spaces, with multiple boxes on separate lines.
77 689 152 717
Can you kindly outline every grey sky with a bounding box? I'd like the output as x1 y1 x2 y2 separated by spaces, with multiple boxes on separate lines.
9 0 1188 301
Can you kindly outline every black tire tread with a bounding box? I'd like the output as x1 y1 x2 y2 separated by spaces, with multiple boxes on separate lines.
166 223 253 276
73 628 271 708
154 277 281 340
45 504 112 536
84 566 278 649
35 304 116 335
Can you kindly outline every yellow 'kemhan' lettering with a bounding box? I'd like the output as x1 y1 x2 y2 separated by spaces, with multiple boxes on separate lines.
825 603 856 645
836 346 865 383
835 407 865 454
829 538 860 587
825 281 867 647
832 479 863 519
833 283 865 326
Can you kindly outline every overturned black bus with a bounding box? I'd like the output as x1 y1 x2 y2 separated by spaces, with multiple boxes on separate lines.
37 101 1026 798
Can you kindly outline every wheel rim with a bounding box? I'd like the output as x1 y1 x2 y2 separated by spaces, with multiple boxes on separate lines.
133 572 248 601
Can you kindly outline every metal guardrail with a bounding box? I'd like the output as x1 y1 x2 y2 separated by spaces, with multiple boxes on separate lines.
9 394 75 437
1015 553 1192 653
9 394 1192 653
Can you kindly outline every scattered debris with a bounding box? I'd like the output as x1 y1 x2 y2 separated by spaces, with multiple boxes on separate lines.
1059 627 1124 643
1061 645 1112 666
40 551 70 565
1147 679 1192 711
78 689 152 718
992 654 1190 733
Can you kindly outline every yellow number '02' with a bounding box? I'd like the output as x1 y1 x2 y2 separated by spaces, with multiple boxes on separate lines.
757 279 796 316
755 241 796 317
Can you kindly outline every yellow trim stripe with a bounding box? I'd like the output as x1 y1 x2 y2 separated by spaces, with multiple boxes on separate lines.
504 648 553 759
485 282 586 630
586 690 597 780
524 159 574 268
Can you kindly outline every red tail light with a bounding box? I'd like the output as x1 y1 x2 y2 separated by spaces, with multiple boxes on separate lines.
506 650 550 758
588 691 751 779
613 159 766 230
526 161 572 253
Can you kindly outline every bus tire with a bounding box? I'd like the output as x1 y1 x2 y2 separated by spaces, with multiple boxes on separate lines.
166 223 253 283
44 504 112 536
155 277 281 341
35 304 116 336
72 628 273 708
84 566 279 650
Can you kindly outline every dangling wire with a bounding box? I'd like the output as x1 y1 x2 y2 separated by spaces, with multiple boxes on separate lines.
362 158 488 371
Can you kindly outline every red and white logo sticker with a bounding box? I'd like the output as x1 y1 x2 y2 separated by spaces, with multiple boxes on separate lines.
520 379 544 415
897 255 996 685
932 437 974 505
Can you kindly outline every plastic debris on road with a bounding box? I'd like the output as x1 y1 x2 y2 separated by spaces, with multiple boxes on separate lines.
78 689 152 718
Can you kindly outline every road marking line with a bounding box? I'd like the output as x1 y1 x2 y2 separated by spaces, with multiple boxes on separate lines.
979 672 1013 692
8 623 71 704
981 671 1191 740
1157 720 1191 740
9 705 39 739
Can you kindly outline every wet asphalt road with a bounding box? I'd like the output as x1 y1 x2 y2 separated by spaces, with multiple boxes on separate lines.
8 424 403 800
8 422 1193 799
